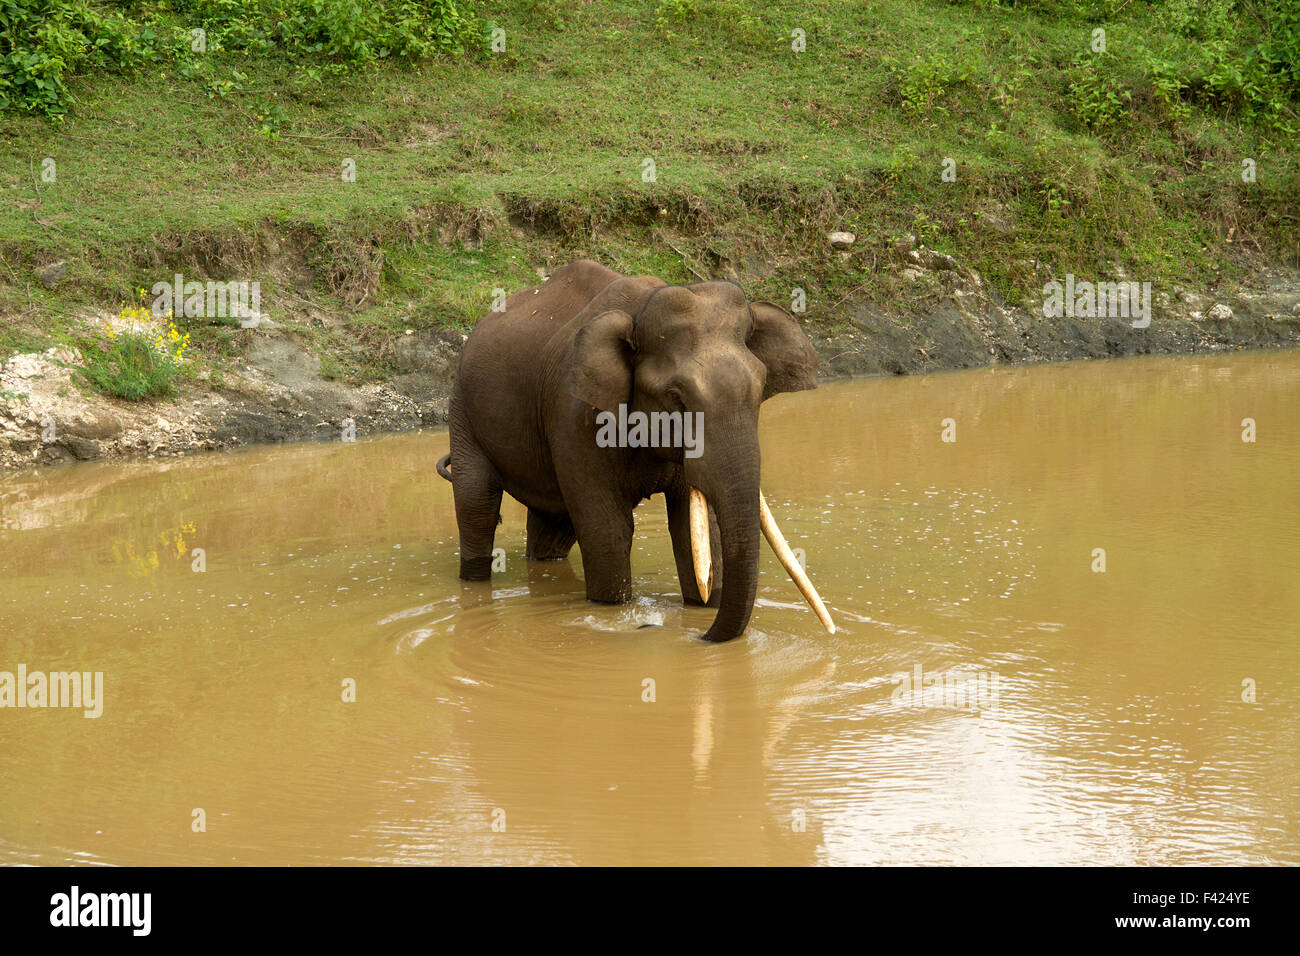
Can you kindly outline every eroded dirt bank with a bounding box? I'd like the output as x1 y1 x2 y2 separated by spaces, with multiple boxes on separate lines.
3 249 1299 473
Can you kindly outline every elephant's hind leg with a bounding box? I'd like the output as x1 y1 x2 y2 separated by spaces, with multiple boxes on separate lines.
451 438 503 581
526 508 576 561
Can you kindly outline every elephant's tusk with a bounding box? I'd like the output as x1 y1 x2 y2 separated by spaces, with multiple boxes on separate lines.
688 487 713 604
759 490 836 634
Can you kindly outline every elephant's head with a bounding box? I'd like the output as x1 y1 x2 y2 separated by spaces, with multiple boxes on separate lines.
571 279 830 642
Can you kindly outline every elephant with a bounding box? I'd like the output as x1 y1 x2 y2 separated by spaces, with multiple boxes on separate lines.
436 259 836 643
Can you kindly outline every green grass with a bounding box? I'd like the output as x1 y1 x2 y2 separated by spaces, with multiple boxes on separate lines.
2 0 1297 384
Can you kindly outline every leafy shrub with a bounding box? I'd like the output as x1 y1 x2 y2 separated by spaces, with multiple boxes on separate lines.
0 0 192 116
385 0 484 58
653 0 767 48
1067 56 1132 130
1159 0 1237 42
1146 55 1192 121
1262 0 1300 99
886 53 976 116
1194 40 1296 132
1 0 92 117
178 0 485 62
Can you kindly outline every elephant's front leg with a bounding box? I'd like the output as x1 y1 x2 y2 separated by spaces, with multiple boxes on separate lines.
566 492 635 603
666 483 722 607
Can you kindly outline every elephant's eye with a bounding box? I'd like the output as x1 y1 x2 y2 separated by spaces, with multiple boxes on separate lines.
664 385 686 410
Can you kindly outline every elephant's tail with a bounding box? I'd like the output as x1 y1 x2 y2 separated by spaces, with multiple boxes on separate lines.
436 452 453 482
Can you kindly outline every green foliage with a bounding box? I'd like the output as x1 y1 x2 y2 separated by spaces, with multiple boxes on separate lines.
654 0 697 26
1146 55 1192 121
173 0 485 62
251 96 287 138
653 0 767 48
1067 55 1132 130
0 0 195 117
1160 0 1239 41
77 333 183 400
954 0 1299 131
385 0 486 58
886 53 976 116
75 301 190 401
1194 40 1296 132
1263 1 1300 99
2 0 487 117
2 0 107 117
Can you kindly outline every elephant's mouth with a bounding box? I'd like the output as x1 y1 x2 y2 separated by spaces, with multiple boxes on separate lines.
688 486 836 634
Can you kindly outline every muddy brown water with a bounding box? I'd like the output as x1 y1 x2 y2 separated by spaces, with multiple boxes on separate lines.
2 351 1298 865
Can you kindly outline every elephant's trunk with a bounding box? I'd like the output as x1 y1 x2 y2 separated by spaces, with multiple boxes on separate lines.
684 428 838 641
690 423 762 644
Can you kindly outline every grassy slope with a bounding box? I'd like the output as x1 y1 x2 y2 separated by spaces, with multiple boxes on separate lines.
1 0 1297 381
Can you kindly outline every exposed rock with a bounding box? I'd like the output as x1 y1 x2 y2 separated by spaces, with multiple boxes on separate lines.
977 213 1012 237
923 250 958 271
1207 303 1234 322
828 231 856 249
62 409 124 441
713 259 742 282
58 435 101 460
393 329 460 379
209 409 290 445
37 260 68 289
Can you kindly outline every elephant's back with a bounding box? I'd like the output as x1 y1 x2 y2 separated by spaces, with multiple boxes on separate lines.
457 260 622 392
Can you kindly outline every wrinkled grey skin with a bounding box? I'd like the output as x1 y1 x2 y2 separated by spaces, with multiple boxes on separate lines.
442 259 818 642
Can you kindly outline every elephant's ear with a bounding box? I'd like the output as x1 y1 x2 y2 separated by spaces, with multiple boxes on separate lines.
748 301 818 400
571 309 636 413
